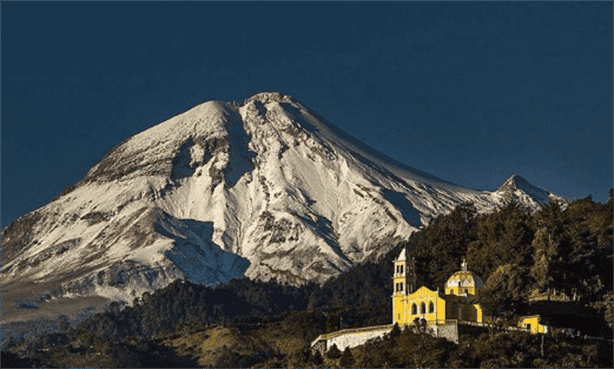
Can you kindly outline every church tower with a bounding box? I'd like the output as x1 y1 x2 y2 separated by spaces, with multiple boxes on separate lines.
392 247 416 325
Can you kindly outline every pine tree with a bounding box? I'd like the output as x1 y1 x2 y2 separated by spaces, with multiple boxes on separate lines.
530 200 566 293
479 264 530 325
310 350 323 366
327 343 341 359
469 200 533 282
339 347 354 367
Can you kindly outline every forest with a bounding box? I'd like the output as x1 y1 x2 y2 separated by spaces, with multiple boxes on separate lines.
2 190 612 367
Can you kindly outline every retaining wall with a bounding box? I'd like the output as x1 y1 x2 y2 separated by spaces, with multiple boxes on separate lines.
311 324 393 354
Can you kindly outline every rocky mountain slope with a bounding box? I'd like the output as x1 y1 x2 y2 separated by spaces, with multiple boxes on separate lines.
0 92 565 303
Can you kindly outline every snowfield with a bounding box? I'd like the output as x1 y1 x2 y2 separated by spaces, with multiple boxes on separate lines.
0 92 565 303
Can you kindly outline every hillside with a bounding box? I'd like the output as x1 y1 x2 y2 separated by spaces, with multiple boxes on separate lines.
3 194 611 368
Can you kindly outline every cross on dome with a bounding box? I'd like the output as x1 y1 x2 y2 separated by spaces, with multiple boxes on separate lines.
461 258 467 272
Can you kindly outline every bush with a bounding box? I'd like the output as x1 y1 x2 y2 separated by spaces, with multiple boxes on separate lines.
327 343 341 359
339 347 354 367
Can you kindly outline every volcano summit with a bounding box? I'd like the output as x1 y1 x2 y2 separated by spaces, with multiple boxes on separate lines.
1 92 564 305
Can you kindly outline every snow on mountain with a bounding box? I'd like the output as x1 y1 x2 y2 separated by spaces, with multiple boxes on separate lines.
493 173 566 211
0 92 565 303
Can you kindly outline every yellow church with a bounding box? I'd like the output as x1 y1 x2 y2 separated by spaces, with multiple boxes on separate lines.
392 248 483 328
311 247 554 354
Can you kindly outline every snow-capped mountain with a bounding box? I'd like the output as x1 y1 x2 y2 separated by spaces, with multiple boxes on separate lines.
493 173 564 211
0 92 565 303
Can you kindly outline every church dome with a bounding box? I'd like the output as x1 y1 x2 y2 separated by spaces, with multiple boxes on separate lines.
445 259 483 289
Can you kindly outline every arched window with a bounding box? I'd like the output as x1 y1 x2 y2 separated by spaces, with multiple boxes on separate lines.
465 288 469 294
420 302 426 314
400 265 404 274
400 283 404 292
429 301 434 313
412 303 417 315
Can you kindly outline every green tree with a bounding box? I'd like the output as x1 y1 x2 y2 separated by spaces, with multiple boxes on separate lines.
562 198 599 297
530 200 566 293
339 347 354 367
468 200 533 282
412 202 478 288
327 343 341 359
530 196 613 303
480 264 530 326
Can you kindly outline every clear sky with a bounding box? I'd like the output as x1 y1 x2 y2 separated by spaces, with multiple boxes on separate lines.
2 2 612 228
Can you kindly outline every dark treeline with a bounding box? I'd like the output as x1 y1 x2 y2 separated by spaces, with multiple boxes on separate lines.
339 323 614 368
3 190 612 367
2 279 320 367
409 194 613 332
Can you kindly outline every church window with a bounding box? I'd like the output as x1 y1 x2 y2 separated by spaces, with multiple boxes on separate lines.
400 283 404 292
400 265 403 274
465 288 469 294
412 303 417 315
420 302 426 314
429 301 434 313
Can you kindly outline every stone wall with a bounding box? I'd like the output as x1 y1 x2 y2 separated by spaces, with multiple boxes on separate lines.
311 324 393 353
327 325 393 352
311 321 463 355
433 321 459 343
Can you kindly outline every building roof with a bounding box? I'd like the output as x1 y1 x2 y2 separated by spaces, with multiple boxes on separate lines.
445 259 483 289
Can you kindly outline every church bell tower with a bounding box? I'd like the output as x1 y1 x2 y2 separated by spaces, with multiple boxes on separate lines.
392 246 417 325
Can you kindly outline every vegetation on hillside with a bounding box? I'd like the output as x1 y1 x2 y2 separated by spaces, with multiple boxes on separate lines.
350 326 613 368
3 190 612 367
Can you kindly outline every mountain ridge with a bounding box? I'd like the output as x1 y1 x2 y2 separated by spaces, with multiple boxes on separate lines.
1 92 565 307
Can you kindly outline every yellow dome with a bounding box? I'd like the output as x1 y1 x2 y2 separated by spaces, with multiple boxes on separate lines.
445 271 483 289
445 259 483 289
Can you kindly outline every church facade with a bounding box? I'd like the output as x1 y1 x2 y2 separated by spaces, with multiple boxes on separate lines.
392 248 483 327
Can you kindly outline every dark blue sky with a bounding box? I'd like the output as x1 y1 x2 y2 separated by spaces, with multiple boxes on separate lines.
2 2 612 228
